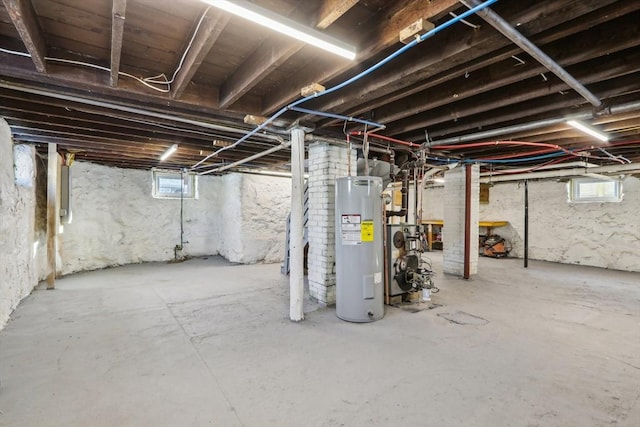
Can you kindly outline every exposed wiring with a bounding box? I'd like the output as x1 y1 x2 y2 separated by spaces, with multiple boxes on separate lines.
0 46 170 92
193 0 500 172
45 57 170 92
470 152 566 163
511 55 525 66
449 11 479 29
0 47 30 57
0 6 212 93
477 147 558 160
145 6 212 86
434 140 627 164
351 131 420 148
597 147 631 164
350 134 418 158
487 156 575 175
288 106 385 129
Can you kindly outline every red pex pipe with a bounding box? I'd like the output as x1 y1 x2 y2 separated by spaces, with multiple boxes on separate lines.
350 131 420 148
478 147 558 160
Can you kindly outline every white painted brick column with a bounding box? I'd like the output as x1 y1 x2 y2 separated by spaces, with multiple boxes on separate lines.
307 141 355 304
443 165 479 276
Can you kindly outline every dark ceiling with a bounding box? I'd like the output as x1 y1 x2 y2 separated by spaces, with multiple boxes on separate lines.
0 0 639 173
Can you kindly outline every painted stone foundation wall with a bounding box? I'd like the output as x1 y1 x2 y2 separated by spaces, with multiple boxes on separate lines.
238 174 290 263
61 162 224 275
2 149 290 326
0 119 47 328
219 173 290 264
62 163 291 274
422 176 640 272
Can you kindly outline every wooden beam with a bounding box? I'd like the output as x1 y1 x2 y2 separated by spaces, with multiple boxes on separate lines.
401 76 640 141
2 0 47 72
219 41 302 109
171 8 230 99
318 0 640 128
218 0 359 109
315 0 359 29
306 0 609 121
46 142 56 289
260 0 459 114
379 20 640 129
391 67 638 136
0 52 264 116
110 0 127 87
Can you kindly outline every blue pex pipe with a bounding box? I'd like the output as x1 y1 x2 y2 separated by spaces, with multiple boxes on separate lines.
194 0 501 172
466 152 567 164
288 106 385 129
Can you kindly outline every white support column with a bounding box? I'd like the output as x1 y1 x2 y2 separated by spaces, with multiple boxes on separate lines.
289 127 305 321
443 165 479 276
46 143 57 290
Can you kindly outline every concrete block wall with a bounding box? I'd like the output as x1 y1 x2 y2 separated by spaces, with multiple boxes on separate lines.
307 141 355 304
443 165 479 276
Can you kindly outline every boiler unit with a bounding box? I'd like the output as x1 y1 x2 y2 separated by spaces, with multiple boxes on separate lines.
335 176 384 322
386 224 436 297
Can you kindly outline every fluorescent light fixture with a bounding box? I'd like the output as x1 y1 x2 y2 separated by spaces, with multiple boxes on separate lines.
434 177 445 183
567 120 609 142
160 144 178 161
203 0 356 60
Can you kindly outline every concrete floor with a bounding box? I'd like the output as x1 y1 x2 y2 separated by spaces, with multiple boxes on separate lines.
0 254 638 427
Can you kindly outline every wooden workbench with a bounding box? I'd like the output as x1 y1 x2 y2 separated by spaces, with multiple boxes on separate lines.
422 220 509 250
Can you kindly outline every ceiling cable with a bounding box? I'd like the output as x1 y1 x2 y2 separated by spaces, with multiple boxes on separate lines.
0 6 211 94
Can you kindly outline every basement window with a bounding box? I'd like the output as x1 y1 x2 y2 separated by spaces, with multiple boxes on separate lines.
568 177 622 203
152 169 198 199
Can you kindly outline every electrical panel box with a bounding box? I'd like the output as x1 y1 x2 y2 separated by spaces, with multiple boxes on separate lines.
60 165 70 221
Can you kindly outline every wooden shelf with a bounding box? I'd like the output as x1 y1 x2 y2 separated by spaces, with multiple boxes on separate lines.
422 220 509 250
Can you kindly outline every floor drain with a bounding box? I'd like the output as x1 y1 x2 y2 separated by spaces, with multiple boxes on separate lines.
438 311 489 325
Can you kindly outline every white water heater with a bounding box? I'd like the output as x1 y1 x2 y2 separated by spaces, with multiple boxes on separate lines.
335 176 384 322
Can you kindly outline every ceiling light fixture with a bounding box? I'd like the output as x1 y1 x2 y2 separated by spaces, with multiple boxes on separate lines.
202 0 356 60
160 144 178 161
566 120 609 142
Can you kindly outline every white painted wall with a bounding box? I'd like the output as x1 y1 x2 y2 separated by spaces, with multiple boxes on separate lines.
423 175 640 272
2 145 291 326
0 119 47 328
61 162 224 274
62 164 291 273
239 174 291 264
219 173 291 264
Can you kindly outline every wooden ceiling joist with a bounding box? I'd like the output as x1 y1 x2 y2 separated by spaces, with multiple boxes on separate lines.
2 0 46 72
385 39 640 135
170 8 231 99
259 0 460 115
0 0 638 169
109 0 127 87
314 0 359 30
218 0 359 109
305 0 619 121
321 0 640 128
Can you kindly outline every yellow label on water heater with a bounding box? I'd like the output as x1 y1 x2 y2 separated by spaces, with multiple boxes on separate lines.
361 220 374 242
